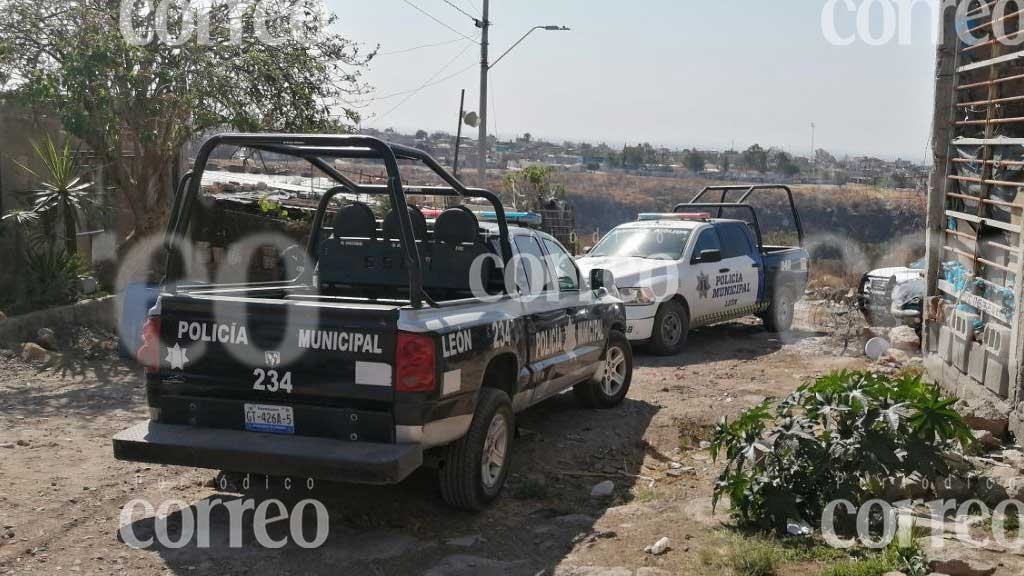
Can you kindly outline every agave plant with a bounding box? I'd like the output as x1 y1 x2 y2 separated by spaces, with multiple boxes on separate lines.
14 136 96 256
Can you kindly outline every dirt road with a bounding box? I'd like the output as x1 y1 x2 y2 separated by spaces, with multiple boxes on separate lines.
0 308 866 576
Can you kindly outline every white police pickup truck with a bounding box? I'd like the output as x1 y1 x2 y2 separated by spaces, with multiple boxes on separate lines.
578 185 810 355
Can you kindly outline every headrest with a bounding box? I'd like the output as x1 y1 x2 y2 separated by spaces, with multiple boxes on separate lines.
383 205 428 240
435 206 480 244
333 202 377 239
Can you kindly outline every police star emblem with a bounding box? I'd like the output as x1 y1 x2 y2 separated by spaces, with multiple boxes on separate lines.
697 271 711 299
165 343 190 371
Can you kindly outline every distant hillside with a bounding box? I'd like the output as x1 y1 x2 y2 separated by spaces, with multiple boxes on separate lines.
339 163 927 274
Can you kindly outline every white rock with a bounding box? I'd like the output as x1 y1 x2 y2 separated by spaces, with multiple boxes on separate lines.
889 325 921 352
644 537 670 556
590 480 615 498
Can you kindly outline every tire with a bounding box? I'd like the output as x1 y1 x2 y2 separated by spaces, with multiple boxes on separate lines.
764 288 796 333
574 330 633 409
438 388 513 511
648 300 689 356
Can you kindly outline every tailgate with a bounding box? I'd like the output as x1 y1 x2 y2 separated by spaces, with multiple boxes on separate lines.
150 295 401 442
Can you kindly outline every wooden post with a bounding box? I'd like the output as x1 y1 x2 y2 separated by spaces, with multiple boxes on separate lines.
924 3 959 351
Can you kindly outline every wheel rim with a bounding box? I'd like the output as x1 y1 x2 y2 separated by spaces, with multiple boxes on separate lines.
661 312 682 345
481 413 508 489
601 345 628 397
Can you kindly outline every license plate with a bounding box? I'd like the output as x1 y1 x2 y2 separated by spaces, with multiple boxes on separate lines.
244 403 294 435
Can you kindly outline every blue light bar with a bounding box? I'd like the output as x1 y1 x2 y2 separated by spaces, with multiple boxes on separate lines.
476 211 543 227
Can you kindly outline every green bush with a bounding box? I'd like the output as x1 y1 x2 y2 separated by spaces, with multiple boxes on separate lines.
13 246 86 313
711 370 973 532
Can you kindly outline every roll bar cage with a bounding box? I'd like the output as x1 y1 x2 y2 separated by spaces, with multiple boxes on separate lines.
164 134 515 309
673 184 805 249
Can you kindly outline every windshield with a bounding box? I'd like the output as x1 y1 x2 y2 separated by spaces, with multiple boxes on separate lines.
589 227 692 260
909 258 926 270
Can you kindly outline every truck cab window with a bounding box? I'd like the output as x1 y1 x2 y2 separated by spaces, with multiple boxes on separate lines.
514 236 553 293
691 228 722 263
542 238 580 292
717 223 754 259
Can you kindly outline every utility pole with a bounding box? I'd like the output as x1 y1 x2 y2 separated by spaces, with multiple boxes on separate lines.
477 0 490 176
453 89 466 179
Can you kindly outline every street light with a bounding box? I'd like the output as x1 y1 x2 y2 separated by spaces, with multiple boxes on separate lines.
476 16 570 175
488 25 572 71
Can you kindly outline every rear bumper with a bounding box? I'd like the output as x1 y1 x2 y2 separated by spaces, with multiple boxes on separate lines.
113 421 423 485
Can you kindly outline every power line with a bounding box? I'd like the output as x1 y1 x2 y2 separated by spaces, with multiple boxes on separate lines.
377 37 465 56
441 0 479 23
401 0 478 43
371 41 477 124
365 61 476 102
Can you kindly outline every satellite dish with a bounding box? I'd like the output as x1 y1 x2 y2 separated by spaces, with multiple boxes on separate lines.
463 111 479 128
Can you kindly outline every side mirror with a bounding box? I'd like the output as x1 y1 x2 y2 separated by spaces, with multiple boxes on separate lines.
590 268 615 292
697 249 722 264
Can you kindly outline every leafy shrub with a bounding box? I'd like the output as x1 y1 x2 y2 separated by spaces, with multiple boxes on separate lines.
711 370 973 532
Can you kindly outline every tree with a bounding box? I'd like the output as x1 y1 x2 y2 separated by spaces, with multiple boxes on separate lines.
415 130 429 140
685 149 706 173
0 0 372 246
773 151 800 178
503 165 560 211
721 154 731 174
742 144 768 173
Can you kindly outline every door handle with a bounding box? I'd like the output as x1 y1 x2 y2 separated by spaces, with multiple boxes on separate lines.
752 263 762 269
719 268 730 274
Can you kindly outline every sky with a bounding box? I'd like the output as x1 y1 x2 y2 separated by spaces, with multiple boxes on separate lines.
329 0 941 161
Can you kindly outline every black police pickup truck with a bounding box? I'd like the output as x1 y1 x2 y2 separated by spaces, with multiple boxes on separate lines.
113 134 630 510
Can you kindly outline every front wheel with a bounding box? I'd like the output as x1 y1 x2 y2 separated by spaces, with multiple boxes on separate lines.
575 330 633 408
764 289 796 333
648 300 689 356
438 388 513 511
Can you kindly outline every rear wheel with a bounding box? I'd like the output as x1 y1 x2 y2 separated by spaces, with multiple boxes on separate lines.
438 388 513 511
648 300 689 356
764 289 796 333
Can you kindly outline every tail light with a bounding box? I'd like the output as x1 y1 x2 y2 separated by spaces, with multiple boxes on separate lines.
395 332 436 393
138 317 161 373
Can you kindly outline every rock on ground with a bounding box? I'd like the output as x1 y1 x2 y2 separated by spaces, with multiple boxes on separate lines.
36 328 58 351
973 430 1003 451
21 342 50 363
890 326 921 352
957 396 1011 437
644 537 670 555
590 480 615 498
